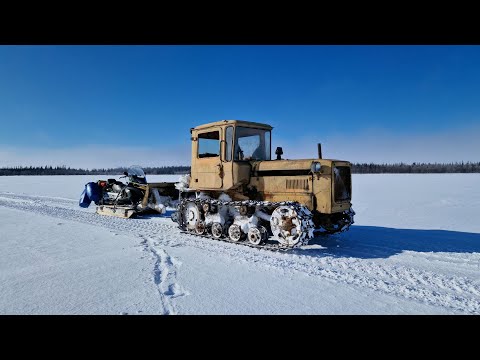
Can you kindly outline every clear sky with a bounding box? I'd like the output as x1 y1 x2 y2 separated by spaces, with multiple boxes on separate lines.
1 45 479 168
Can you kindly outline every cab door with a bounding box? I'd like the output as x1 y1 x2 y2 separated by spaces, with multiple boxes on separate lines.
191 128 223 189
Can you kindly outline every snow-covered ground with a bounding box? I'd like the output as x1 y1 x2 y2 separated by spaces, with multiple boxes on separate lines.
0 174 479 314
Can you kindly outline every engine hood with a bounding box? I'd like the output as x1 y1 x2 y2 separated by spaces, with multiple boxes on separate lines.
253 159 319 171
251 159 350 176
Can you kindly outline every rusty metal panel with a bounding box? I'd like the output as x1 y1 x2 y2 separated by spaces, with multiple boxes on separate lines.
255 159 314 171
286 179 309 190
190 127 223 189
313 174 332 213
262 192 314 209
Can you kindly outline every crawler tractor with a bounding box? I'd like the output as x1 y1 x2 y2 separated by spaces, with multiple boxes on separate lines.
172 120 354 250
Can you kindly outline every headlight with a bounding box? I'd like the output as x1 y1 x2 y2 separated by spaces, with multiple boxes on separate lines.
311 162 322 173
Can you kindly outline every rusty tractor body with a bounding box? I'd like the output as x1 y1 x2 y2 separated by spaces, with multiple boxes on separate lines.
174 120 354 249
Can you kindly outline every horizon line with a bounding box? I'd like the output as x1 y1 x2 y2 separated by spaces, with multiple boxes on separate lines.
2 160 480 170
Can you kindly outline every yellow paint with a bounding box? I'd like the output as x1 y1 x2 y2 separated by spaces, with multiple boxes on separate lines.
188 120 352 214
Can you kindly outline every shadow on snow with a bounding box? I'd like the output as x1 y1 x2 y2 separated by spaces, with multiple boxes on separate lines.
297 225 480 259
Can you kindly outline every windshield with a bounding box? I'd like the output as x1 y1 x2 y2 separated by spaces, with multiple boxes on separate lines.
127 166 147 184
234 127 271 161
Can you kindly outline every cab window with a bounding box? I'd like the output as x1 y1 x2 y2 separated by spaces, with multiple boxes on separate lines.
225 126 233 161
198 131 220 158
234 127 271 161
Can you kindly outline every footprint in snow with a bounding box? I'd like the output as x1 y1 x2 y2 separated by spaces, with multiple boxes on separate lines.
164 283 187 298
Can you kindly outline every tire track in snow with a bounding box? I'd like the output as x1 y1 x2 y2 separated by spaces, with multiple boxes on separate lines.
0 193 177 235
1 192 479 314
0 192 77 206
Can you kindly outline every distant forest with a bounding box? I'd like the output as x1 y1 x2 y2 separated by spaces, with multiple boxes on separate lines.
0 162 479 176
0 166 191 176
351 162 480 174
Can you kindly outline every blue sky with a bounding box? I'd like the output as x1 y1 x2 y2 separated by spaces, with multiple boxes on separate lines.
1 45 479 168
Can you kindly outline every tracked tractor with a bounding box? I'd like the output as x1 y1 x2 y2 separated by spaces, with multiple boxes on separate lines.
173 120 354 249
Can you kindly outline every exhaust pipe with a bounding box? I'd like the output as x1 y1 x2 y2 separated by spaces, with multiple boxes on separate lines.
275 146 283 160
317 143 322 159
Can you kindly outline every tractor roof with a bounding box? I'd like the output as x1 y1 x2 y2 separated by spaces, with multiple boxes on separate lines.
192 120 273 131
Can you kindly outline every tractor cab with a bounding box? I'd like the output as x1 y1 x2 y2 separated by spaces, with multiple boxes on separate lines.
190 120 272 190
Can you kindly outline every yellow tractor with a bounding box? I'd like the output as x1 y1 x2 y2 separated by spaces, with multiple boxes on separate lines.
172 119 354 249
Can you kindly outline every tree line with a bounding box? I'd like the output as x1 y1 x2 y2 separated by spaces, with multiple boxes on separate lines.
351 162 480 174
0 165 191 176
0 162 479 176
